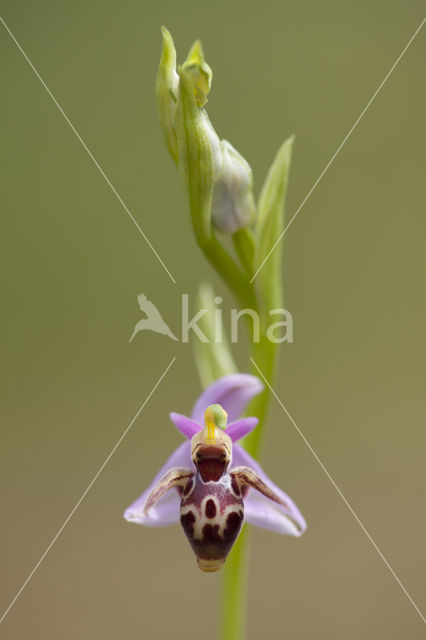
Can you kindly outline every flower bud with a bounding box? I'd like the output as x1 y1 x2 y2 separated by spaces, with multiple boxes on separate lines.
182 39 212 108
211 141 255 234
157 29 255 242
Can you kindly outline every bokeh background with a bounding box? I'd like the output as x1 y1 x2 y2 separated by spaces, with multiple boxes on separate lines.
1 1 425 638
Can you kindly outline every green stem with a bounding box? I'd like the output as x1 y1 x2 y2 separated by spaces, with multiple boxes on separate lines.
232 228 255 277
244 332 278 457
219 529 250 640
198 233 256 311
194 230 262 640
219 322 279 640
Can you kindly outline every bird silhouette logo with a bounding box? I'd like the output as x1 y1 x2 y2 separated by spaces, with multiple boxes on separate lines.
129 294 179 342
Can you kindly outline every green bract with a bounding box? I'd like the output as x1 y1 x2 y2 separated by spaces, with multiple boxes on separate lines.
255 136 294 315
155 27 179 162
175 65 219 243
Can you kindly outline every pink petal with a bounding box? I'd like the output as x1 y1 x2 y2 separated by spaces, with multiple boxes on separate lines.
232 445 306 537
191 374 264 424
169 412 201 439
124 442 193 527
226 417 259 442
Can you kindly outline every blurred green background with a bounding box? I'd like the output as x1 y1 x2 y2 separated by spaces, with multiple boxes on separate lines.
1 1 425 638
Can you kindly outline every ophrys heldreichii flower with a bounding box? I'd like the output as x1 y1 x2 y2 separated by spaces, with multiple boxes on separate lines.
124 374 306 572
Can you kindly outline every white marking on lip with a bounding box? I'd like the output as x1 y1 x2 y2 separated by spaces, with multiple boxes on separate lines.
180 499 243 540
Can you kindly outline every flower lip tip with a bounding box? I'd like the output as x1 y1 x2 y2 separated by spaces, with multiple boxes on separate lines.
197 557 224 572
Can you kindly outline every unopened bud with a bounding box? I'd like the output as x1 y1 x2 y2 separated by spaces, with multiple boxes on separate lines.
157 30 255 241
182 40 212 108
211 141 255 234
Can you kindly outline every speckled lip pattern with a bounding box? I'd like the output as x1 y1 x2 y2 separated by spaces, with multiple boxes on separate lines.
180 469 245 571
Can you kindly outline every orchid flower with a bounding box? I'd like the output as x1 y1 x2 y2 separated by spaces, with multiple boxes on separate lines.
124 374 306 572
